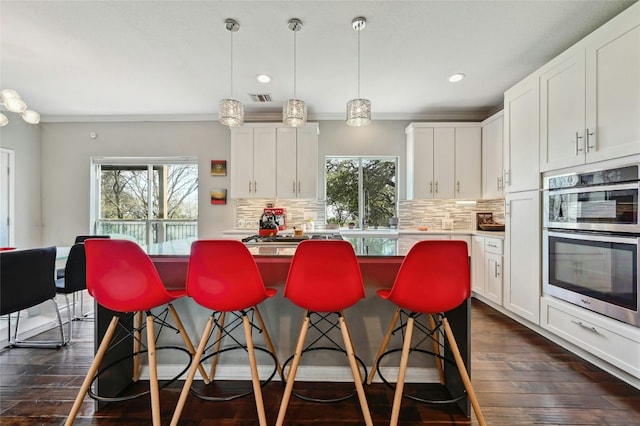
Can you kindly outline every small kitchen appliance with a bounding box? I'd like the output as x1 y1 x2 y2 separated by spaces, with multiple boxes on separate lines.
263 207 286 230
258 211 279 237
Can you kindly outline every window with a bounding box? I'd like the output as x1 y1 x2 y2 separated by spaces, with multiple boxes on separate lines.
92 158 198 245
325 157 397 229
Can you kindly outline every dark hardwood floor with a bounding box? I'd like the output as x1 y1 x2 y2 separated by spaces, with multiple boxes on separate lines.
1 299 640 425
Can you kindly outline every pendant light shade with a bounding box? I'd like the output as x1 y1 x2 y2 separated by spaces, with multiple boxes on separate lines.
347 17 371 126
0 89 40 126
283 18 307 127
219 19 244 127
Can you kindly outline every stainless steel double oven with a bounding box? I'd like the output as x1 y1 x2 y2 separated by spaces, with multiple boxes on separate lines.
543 164 640 326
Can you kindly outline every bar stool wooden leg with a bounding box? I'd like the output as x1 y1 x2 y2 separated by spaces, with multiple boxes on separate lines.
390 315 414 426
338 314 373 426
209 312 226 380
167 303 210 384
133 311 143 381
254 305 282 377
171 315 215 426
276 311 310 426
367 307 400 384
442 317 486 426
145 314 161 426
243 313 267 426
428 314 446 385
65 316 120 426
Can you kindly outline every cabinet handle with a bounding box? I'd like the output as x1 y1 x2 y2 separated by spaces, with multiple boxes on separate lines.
249 180 252 193
435 181 439 194
575 132 584 155
497 177 502 192
457 181 460 193
505 201 511 218
494 262 500 278
429 181 433 194
298 181 301 193
571 320 599 334
254 181 257 193
503 170 510 186
586 128 595 152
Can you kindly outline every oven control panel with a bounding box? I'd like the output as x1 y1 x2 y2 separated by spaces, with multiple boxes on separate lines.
546 165 639 190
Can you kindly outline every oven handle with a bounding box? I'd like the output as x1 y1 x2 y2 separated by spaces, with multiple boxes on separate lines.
544 181 639 196
546 229 640 245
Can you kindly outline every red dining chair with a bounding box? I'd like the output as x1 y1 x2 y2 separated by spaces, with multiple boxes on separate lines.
368 240 486 426
65 239 205 426
275 239 372 426
170 240 280 426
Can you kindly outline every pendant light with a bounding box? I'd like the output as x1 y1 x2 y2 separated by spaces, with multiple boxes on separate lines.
346 17 371 126
218 18 244 127
283 18 307 127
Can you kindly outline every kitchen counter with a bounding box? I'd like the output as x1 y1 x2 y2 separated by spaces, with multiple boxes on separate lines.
223 228 505 239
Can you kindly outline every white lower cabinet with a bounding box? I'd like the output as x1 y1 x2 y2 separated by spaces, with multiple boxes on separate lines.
503 190 540 325
471 235 503 305
541 296 640 379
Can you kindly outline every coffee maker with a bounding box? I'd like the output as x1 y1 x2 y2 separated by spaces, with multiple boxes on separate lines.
263 207 286 230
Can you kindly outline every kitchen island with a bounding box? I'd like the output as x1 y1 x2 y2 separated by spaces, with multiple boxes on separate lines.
94 239 472 416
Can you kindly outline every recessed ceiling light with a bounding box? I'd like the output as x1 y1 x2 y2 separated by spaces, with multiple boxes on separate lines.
256 74 271 83
448 73 465 83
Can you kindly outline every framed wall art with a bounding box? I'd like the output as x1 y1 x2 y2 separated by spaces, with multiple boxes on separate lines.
211 160 227 176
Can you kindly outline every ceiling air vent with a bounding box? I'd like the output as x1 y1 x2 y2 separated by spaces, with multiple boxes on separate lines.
249 93 273 103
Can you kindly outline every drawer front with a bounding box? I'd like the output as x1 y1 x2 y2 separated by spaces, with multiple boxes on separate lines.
542 300 640 378
484 237 503 255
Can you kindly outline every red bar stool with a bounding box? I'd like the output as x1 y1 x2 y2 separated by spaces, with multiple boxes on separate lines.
65 239 205 426
276 239 373 426
367 240 486 426
170 240 280 426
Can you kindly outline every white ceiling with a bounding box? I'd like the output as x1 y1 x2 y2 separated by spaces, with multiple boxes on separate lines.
1 0 637 122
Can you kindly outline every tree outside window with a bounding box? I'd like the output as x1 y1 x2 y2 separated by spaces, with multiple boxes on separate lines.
96 161 198 244
325 157 397 229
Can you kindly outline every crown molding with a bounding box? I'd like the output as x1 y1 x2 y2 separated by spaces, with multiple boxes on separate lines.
40 107 497 124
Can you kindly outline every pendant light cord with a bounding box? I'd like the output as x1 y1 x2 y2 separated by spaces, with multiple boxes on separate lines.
357 26 361 98
293 29 297 98
229 29 234 98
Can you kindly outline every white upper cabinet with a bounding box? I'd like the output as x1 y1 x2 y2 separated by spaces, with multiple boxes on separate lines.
406 123 481 200
540 4 640 171
230 126 277 199
454 126 482 199
276 125 319 199
503 75 540 193
231 123 318 200
481 111 504 199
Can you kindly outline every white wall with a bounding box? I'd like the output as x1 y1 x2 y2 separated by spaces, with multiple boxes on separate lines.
0 119 42 248
10 118 445 246
40 121 235 246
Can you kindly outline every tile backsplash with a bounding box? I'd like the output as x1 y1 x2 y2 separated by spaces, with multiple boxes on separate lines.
235 198 505 231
